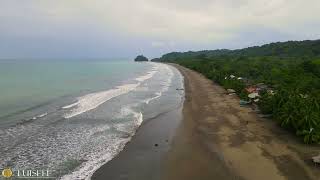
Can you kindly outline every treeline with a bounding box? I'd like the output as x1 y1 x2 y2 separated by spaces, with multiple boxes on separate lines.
157 40 320 144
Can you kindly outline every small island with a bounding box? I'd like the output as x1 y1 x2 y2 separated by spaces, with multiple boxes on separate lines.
134 55 148 62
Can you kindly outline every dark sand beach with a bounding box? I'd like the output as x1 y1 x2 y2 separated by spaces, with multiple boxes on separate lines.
93 63 320 180
91 100 183 180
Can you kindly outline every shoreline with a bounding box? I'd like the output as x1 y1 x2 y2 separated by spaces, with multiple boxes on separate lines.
92 63 320 180
91 63 184 180
91 100 183 180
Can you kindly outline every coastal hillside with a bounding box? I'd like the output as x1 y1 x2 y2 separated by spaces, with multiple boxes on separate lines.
157 39 320 61
157 40 320 144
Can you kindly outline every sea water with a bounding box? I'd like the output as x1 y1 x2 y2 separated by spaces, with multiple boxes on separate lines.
0 59 184 179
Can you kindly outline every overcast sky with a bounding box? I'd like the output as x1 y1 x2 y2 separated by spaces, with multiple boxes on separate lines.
1 0 319 59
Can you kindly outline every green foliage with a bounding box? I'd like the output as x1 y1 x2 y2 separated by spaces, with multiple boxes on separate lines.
158 40 320 144
134 55 148 62
272 88 320 143
258 90 274 114
221 79 246 94
239 89 250 101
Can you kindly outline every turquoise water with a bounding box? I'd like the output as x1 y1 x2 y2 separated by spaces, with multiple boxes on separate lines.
0 60 184 179
0 60 149 120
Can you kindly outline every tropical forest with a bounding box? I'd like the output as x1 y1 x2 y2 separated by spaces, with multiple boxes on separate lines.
155 40 320 144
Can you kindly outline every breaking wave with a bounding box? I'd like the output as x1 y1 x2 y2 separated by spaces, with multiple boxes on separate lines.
63 64 159 119
60 107 143 180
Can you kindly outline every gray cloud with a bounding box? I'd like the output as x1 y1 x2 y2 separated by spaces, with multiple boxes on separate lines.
0 0 319 58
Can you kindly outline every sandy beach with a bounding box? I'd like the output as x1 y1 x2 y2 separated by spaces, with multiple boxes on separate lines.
93 63 320 180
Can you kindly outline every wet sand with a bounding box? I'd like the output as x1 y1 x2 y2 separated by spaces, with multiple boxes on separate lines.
92 63 320 180
91 103 183 180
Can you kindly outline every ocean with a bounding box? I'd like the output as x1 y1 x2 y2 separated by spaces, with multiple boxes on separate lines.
0 60 184 179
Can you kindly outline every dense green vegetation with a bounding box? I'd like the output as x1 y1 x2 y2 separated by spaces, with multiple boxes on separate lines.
134 55 149 62
157 40 320 144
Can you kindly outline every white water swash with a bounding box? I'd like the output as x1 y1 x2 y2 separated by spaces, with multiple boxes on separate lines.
0 62 184 180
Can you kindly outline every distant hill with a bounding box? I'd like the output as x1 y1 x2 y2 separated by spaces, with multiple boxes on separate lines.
134 55 148 62
158 40 320 62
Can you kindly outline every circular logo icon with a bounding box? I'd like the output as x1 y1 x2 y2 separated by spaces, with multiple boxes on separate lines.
2 168 13 178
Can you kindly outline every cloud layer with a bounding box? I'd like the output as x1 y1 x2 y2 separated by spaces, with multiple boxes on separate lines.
1 0 319 58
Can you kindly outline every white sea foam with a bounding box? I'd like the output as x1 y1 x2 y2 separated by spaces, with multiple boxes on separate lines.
31 112 48 120
63 63 160 119
161 65 174 92
37 113 48 118
144 65 174 105
60 108 143 180
62 102 79 109
64 83 140 118
135 70 157 82
132 110 143 127
144 92 162 104
60 136 130 180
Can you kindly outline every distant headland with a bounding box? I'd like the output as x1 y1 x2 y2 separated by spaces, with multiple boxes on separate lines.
134 55 148 62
